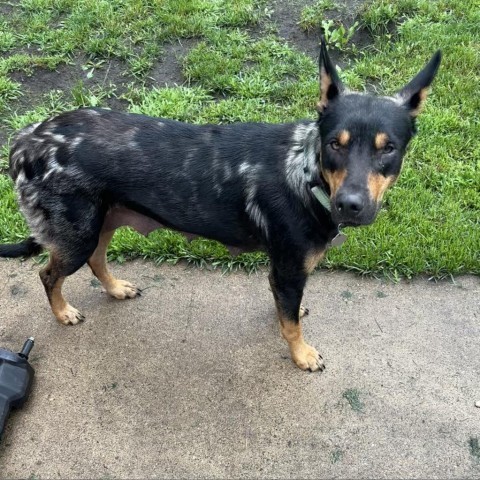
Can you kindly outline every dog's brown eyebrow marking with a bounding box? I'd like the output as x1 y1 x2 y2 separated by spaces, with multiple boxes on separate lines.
375 132 389 150
322 169 347 196
368 172 397 202
338 130 350 146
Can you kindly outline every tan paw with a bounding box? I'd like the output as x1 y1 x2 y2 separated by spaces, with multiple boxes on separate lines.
291 342 325 372
55 304 85 325
299 304 310 318
105 279 141 300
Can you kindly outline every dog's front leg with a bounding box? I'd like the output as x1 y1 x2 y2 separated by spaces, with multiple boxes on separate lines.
269 266 325 372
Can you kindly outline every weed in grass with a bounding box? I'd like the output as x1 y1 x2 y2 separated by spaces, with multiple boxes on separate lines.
360 0 399 35
0 77 21 104
299 1 358 51
81 59 107 80
70 80 117 108
0 21 16 52
321 19 359 51
299 0 335 32
128 43 163 79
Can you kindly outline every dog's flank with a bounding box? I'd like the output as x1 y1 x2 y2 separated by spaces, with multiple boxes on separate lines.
1 41 441 372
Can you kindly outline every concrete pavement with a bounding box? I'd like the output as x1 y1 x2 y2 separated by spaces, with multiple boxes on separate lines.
0 258 479 478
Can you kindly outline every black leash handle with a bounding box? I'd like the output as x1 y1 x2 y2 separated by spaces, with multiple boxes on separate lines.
0 337 35 439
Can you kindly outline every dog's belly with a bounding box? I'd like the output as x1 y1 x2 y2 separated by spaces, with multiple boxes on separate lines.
102 206 257 256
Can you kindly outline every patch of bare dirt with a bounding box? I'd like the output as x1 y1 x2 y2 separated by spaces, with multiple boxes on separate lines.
9 56 130 111
147 38 197 88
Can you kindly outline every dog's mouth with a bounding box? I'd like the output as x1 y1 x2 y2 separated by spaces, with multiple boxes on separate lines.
338 220 362 228
311 183 380 228
332 203 380 228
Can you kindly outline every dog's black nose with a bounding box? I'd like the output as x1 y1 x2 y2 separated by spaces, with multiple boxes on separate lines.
335 193 364 216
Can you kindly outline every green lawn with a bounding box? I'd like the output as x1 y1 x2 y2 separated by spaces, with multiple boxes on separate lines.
0 0 478 278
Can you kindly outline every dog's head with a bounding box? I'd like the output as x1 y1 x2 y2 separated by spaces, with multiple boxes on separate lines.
317 40 441 227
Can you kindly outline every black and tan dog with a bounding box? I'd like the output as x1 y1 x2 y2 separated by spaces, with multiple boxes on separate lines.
0 42 440 372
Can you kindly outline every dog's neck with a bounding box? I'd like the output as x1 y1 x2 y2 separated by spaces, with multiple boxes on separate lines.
284 122 322 204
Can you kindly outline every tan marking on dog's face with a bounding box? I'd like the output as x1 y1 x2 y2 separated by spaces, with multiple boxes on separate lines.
304 249 325 274
322 169 347 196
375 132 389 150
368 173 397 202
338 130 350 146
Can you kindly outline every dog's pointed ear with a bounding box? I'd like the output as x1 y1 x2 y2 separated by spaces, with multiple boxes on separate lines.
395 50 442 117
318 38 345 112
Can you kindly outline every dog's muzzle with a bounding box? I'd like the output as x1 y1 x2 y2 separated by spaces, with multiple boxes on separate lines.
332 192 379 226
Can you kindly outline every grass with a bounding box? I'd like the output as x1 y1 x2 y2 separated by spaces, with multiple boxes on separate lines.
0 0 478 277
298 0 335 32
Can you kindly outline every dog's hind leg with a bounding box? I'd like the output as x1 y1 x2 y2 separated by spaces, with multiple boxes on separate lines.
88 229 141 300
40 246 97 325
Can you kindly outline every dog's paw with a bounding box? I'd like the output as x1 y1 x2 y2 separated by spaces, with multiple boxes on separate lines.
106 279 141 300
299 304 309 318
56 304 85 325
291 342 325 372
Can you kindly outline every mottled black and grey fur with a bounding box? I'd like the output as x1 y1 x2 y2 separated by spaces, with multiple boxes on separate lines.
0 42 441 372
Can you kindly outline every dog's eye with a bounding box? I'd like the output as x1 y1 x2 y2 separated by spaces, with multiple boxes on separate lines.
329 140 340 151
382 143 395 154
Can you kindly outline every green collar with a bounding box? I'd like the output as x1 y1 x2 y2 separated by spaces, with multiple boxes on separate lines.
311 185 331 212
310 185 346 246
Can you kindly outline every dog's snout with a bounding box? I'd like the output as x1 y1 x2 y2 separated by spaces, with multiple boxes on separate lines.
335 193 364 216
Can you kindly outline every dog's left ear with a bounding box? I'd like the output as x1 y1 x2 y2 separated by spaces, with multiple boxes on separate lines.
318 38 345 112
395 51 442 117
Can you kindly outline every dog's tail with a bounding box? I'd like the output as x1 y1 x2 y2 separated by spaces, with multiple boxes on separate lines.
0 237 43 258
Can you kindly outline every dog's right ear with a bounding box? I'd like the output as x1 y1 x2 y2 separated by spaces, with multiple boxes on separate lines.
318 38 345 112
